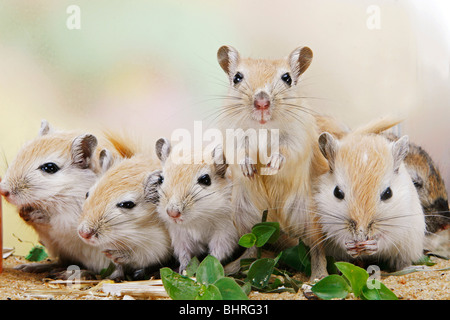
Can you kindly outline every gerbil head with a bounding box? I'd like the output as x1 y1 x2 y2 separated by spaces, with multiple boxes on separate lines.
315 132 418 258
401 140 449 233
153 137 230 225
0 120 99 210
78 155 163 250
217 45 313 127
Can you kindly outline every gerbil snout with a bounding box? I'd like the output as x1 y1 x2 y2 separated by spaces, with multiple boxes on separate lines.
0 183 11 199
166 206 183 223
78 224 99 244
167 208 181 219
254 91 270 110
253 91 272 125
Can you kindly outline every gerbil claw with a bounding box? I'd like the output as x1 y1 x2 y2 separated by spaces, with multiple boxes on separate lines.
239 157 257 178
346 239 378 257
103 249 129 264
266 153 285 172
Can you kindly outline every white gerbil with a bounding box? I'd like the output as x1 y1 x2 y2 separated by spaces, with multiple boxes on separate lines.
77 153 173 279
0 120 115 274
153 138 240 273
314 130 426 271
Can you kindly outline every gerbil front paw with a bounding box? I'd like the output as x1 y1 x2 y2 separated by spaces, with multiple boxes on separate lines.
103 249 131 264
266 153 285 173
19 206 50 225
239 157 257 178
345 239 378 257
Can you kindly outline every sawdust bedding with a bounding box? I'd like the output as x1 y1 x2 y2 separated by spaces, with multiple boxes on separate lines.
0 253 448 300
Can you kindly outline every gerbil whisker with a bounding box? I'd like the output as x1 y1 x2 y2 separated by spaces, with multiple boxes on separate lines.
375 223 413 230
193 191 217 202
278 102 319 116
374 213 422 222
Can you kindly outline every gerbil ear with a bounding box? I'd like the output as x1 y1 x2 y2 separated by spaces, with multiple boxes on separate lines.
288 46 313 84
392 135 409 173
212 144 228 178
217 45 240 79
318 132 338 172
38 119 54 136
99 149 114 173
155 138 171 163
71 134 98 169
144 170 162 204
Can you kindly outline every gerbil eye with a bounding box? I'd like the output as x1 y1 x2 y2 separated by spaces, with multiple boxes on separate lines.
117 201 136 209
413 180 423 189
39 162 60 174
233 72 243 84
157 175 164 185
197 174 211 186
281 72 292 86
85 192 89 199
380 187 392 201
333 186 345 200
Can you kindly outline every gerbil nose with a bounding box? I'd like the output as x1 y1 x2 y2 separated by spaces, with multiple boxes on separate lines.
0 185 10 198
167 209 181 219
433 197 449 211
254 92 270 110
78 228 96 240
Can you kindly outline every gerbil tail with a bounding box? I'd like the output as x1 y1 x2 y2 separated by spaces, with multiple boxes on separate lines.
352 115 404 136
103 130 140 158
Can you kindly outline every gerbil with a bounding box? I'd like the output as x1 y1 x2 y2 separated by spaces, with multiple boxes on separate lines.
215 45 384 278
314 130 425 271
153 138 240 273
77 153 173 279
0 120 117 274
384 132 449 234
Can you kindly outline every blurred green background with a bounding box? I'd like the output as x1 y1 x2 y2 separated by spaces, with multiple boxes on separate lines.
0 0 449 255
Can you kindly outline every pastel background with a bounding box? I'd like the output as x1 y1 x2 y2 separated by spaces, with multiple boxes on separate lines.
0 0 449 255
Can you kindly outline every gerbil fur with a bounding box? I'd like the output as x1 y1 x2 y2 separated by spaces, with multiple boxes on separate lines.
78 152 173 279
314 127 426 271
153 138 240 273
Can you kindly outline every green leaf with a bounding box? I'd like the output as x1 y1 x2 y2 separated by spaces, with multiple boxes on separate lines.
413 255 436 266
196 255 224 286
195 284 223 300
246 258 277 289
335 262 368 297
279 241 311 276
160 267 200 300
261 209 269 222
252 222 280 246
185 256 200 277
214 277 249 300
25 245 48 262
361 280 398 300
238 233 257 248
311 275 351 300
240 281 252 295
326 256 340 275
100 262 116 279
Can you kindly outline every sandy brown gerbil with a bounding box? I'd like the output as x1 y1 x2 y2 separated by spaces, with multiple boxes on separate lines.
153 138 241 273
78 152 173 279
383 132 449 235
314 126 426 271
0 120 121 274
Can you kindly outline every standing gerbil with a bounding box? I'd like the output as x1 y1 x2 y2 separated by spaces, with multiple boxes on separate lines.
314 130 425 271
215 45 383 279
0 120 115 274
152 138 240 273
77 153 173 279
383 132 449 234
